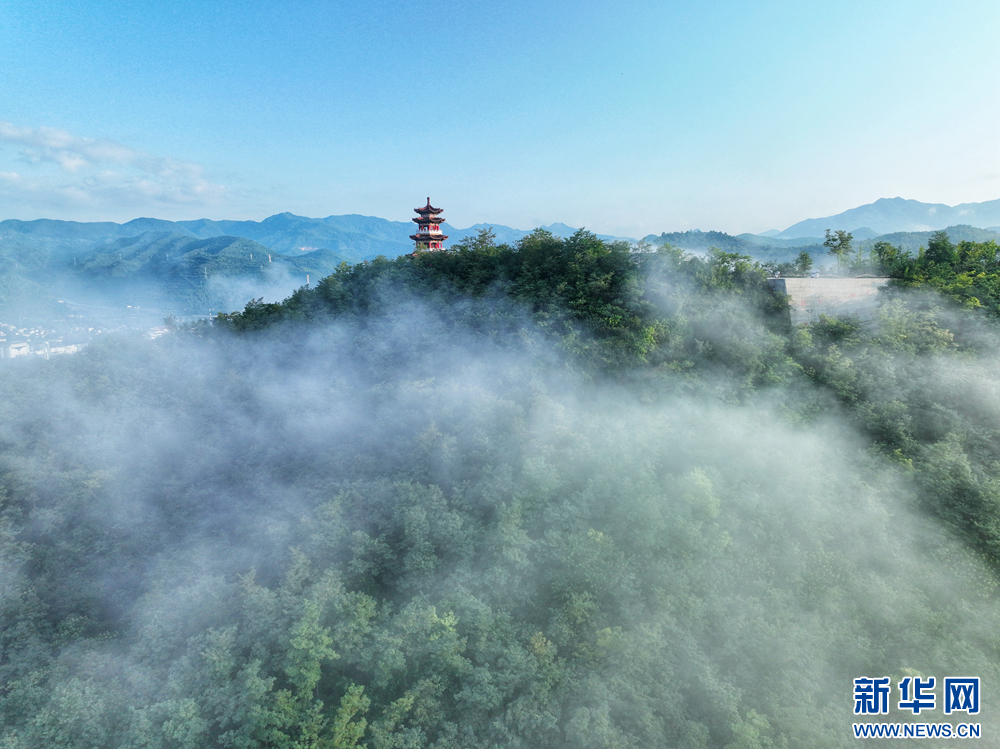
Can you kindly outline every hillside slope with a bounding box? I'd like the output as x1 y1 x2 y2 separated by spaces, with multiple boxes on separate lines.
3 230 999 748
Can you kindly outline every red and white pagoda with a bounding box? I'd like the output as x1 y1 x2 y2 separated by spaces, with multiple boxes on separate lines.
410 197 448 251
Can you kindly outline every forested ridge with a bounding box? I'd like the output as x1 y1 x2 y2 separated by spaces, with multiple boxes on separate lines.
2 229 1000 747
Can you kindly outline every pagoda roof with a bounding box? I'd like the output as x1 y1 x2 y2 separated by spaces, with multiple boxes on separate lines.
412 216 445 224
414 197 443 215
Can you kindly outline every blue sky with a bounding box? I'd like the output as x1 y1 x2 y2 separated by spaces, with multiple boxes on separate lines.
1 0 997 236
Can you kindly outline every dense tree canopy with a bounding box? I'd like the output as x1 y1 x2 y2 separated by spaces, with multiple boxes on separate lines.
877 232 1000 315
2 229 999 747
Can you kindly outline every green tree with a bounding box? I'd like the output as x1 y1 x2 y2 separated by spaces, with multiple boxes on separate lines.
870 240 907 275
924 230 958 267
823 229 853 272
794 250 813 276
331 685 369 749
462 226 497 253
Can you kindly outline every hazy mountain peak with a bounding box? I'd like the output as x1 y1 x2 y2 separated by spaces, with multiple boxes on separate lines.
777 197 1000 238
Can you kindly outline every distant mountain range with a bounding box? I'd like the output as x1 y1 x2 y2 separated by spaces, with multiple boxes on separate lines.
3 198 1000 320
770 197 1000 239
0 213 633 266
641 225 1000 267
649 197 1000 259
0 214 635 318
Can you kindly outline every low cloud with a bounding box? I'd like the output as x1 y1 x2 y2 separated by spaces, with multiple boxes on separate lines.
0 121 226 217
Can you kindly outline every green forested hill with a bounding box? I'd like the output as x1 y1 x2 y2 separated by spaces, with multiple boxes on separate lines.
644 228 784 253
0 231 347 315
75 232 297 310
2 230 999 748
0 215 397 316
858 224 1000 254
643 229 823 265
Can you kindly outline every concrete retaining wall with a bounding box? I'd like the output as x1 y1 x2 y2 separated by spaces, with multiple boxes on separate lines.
767 278 890 325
